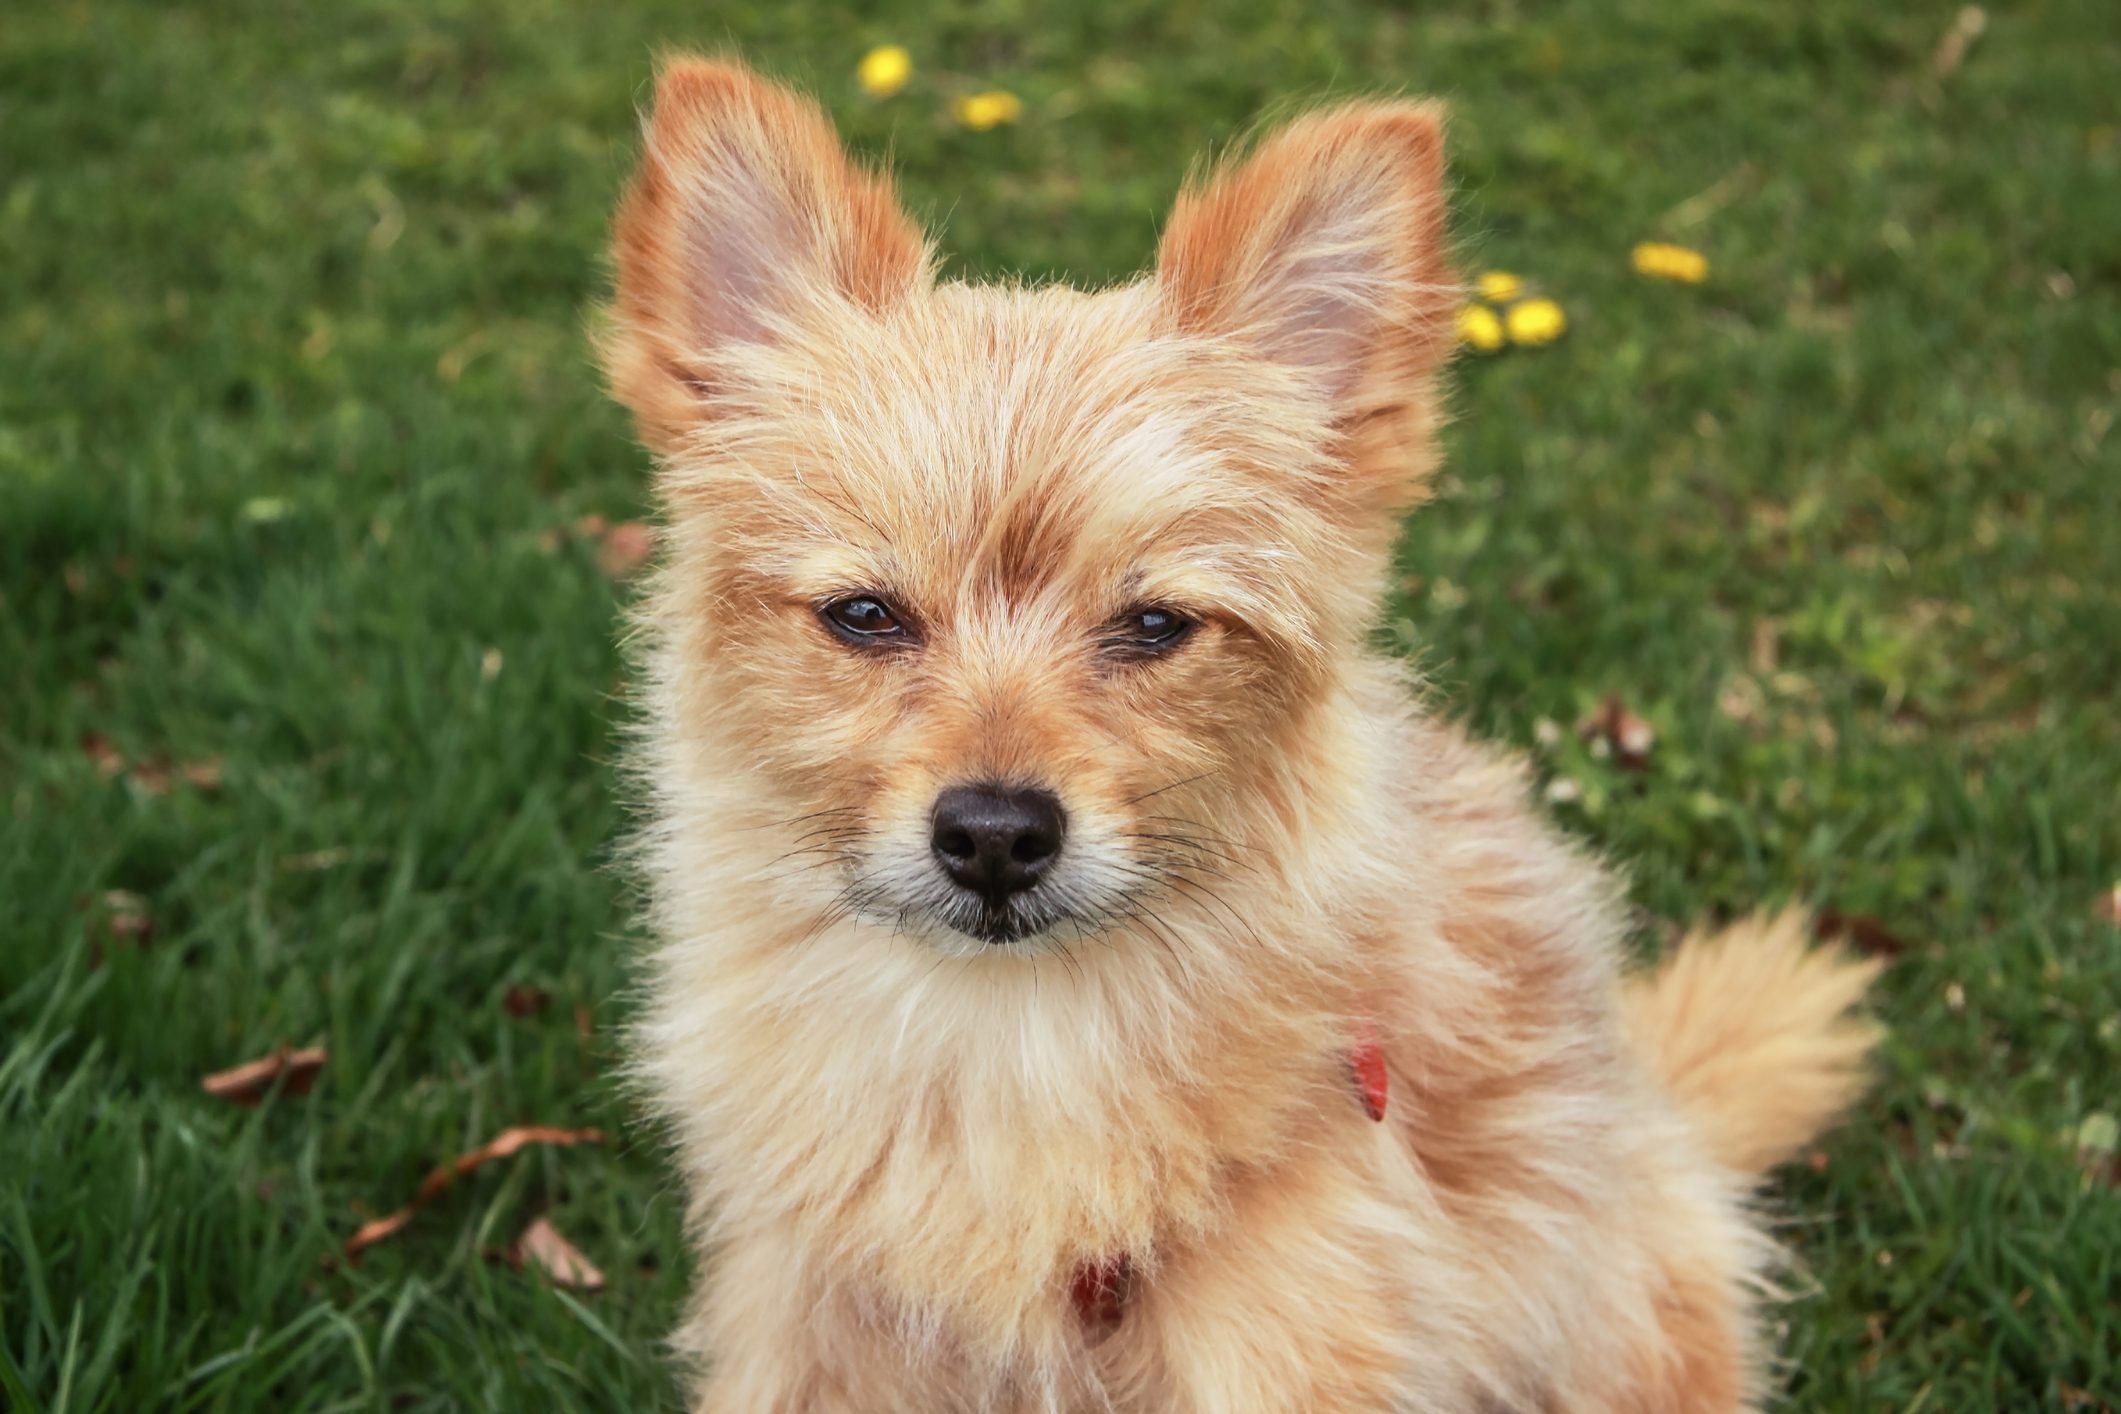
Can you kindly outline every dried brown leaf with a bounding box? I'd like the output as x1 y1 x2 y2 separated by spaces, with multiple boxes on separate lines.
82 734 126 778
201 1046 328 1107
1579 695 1655 769
502 982 552 1019
344 1208 416 1259
412 1125 604 1204
513 1217 606 1292
1815 909 1907 961
81 734 223 795
344 1125 605 1262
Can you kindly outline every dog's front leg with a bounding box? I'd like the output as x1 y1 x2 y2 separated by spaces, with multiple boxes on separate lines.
1119 1150 1437 1413
675 1237 920 1414
680 1234 1048 1414
674 1258 837 1414
682 1294 948 1413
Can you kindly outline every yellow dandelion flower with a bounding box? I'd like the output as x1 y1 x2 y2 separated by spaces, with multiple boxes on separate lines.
953 90 1023 132
1476 270 1523 303
1457 304 1505 353
857 45 912 98
1631 242 1709 283
1504 297 1567 346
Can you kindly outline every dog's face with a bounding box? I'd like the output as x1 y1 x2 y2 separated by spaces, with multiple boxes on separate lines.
607 63 1453 954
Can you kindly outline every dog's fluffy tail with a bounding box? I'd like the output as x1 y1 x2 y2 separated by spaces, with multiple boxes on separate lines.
1624 909 1883 1175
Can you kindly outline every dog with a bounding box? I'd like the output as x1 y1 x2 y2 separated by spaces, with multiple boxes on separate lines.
600 56 1881 1412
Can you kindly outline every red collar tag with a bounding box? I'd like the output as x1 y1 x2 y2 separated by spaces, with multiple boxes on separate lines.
1349 1017 1388 1122
1070 1252 1132 1337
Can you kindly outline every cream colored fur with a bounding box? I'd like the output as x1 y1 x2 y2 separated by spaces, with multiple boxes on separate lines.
601 57 1882 1413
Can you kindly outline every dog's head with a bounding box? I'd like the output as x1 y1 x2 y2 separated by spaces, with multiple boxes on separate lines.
607 60 1454 955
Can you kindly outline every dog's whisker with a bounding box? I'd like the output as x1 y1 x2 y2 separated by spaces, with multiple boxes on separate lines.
1116 907 1199 990
728 805 864 834
1119 770 1219 807
1115 845 1241 894
1158 873 1269 955
1123 832 1249 872
1052 937 1085 987
756 844 859 881
1137 815 1265 857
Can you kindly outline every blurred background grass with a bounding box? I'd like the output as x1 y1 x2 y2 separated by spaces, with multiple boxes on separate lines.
3 0 2117 1408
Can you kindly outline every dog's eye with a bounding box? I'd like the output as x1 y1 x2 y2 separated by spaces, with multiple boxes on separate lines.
1104 606 1193 656
822 595 909 644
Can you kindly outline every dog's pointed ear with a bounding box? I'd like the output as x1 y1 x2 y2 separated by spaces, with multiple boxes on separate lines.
604 57 931 452
1156 102 1455 506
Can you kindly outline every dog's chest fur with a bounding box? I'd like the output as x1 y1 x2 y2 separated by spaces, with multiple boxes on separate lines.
644 845 1372 1334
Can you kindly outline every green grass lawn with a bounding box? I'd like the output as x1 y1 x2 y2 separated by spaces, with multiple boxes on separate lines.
4 0 2117 1407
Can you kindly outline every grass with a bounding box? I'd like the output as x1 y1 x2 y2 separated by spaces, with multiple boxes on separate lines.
3 0 2117 1407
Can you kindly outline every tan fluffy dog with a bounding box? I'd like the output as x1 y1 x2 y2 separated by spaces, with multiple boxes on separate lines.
601 57 1881 1413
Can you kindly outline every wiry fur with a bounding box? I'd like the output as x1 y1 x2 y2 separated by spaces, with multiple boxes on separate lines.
601 57 1882 1413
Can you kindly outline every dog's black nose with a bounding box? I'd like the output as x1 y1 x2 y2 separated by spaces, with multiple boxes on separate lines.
931 784 1065 906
